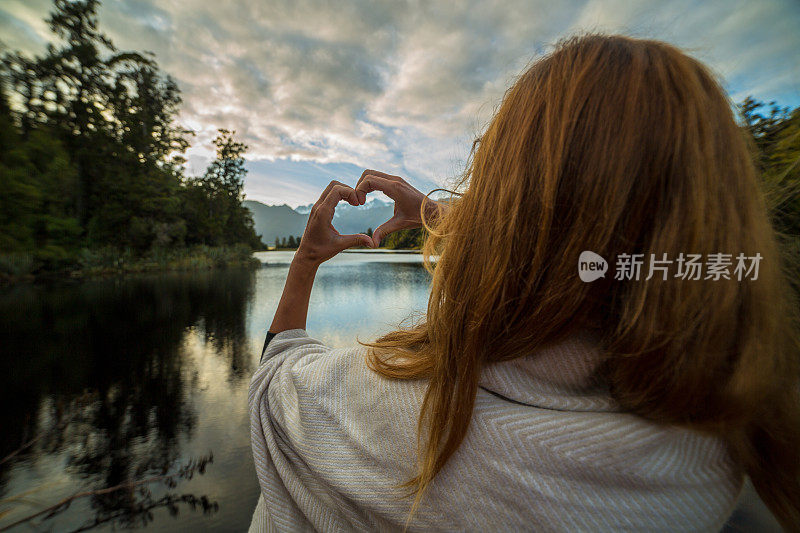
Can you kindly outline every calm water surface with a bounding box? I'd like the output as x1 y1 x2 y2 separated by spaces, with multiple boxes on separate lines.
0 251 777 531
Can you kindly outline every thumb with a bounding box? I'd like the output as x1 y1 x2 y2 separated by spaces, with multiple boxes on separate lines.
372 217 404 247
337 233 375 251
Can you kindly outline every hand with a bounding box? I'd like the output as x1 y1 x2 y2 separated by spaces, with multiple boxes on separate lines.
355 169 440 247
295 180 375 266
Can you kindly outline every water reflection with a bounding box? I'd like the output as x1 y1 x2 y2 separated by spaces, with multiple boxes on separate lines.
0 253 777 531
0 269 256 530
0 256 432 531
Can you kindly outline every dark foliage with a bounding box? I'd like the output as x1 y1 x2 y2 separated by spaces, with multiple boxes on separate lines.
0 0 262 276
739 98 800 298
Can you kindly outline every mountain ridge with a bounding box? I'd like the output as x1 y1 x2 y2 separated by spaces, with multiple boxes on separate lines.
244 199 395 244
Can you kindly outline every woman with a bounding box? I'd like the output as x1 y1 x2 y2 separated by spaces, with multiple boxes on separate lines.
249 35 799 531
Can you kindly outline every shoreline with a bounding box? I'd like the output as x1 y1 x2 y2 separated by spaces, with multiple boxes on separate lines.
0 246 261 287
341 248 421 254
0 247 424 286
266 248 421 254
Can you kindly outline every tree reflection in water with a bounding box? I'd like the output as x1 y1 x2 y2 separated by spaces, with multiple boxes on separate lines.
0 268 255 530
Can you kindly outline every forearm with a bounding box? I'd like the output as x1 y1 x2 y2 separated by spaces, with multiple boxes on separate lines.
269 255 319 334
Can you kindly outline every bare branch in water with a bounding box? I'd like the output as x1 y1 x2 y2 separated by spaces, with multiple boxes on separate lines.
0 454 216 532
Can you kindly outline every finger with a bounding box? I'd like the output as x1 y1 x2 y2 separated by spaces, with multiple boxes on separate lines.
355 175 398 201
314 180 348 208
357 170 402 203
355 185 366 205
357 169 401 186
320 184 359 213
336 233 375 251
372 217 406 247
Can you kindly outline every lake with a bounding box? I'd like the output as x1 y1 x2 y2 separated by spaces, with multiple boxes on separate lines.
0 251 778 531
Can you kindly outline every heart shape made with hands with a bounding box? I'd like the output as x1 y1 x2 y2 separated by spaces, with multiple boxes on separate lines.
352 170 428 248
327 190 391 243
301 171 428 261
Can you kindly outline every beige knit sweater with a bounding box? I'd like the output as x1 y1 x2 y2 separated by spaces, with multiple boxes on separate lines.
248 329 743 532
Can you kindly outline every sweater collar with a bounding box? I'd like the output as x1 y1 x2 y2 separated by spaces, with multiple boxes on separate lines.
478 330 620 413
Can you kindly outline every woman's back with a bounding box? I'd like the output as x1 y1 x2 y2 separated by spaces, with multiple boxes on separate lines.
249 329 742 532
249 33 799 530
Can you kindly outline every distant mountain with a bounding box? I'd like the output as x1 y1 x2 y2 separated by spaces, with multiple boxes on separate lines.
331 198 394 235
243 201 307 245
294 203 313 215
244 198 396 245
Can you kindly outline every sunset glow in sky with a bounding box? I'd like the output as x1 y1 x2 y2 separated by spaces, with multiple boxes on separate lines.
2 0 799 206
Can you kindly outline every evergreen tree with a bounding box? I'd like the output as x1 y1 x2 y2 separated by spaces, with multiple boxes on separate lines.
0 0 264 274
1 0 192 251
740 98 800 300
182 129 261 248
0 81 80 260
382 228 424 250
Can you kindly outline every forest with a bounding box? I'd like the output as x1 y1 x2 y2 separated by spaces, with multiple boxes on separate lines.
271 227 424 250
0 0 263 282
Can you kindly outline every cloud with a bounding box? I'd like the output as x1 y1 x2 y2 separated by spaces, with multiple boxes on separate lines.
2 0 799 205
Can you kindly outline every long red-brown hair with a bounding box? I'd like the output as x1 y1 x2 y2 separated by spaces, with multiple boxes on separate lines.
365 34 800 529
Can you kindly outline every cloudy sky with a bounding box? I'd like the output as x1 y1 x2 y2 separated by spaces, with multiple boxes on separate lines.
2 0 799 207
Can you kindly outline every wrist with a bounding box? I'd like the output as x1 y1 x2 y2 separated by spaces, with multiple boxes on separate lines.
292 249 322 272
422 197 442 222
